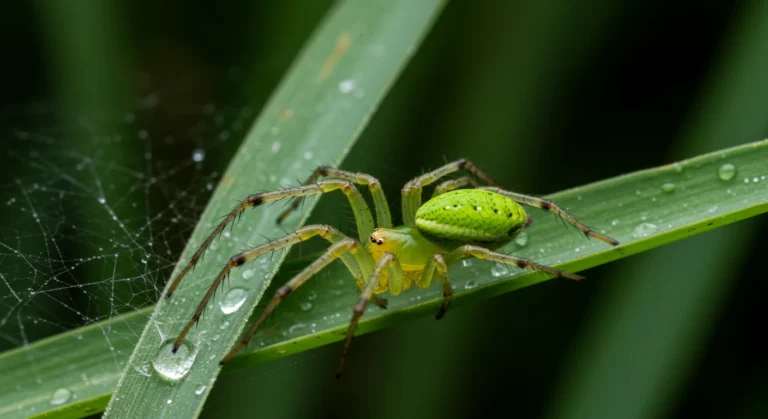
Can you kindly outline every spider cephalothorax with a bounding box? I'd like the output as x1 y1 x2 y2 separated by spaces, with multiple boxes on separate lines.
166 159 619 377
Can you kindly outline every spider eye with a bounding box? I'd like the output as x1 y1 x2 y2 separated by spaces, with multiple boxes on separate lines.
377 239 383 245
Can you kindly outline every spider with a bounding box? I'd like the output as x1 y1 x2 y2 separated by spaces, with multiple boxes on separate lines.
166 159 619 377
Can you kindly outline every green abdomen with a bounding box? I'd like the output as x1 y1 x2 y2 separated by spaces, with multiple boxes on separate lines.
415 189 526 250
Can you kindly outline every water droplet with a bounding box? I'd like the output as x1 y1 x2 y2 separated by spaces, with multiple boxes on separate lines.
611 219 619 226
299 301 313 311
288 322 309 337
220 288 247 314
49 388 71 406
660 183 676 193
490 263 510 278
97 197 106 204
464 279 479 289
672 162 684 173
303 151 313 160
192 148 205 162
632 222 659 238
167 399 172 405
271 141 281 153
212 334 220 341
220 321 230 330
307 290 318 300
338 79 356 93
241 269 255 280
195 384 207 396
461 259 473 268
718 163 736 181
152 339 197 381
514 231 528 247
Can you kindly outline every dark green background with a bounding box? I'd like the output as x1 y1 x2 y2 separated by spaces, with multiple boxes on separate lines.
1 1 766 418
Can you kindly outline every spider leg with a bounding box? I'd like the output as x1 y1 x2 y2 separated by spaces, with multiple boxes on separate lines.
172 224 372 353
411 245 582 320
431 176 478 198
447 245 584 281
414 254 452 319
336 252 400 378
166 179 376 297
478 187 620 246
401 159 496 225
219 238 367 364
277 166 392 228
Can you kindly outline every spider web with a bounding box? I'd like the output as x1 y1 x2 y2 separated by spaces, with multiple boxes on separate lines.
0 92 253 352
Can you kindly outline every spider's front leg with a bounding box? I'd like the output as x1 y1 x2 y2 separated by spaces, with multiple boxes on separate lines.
277 166 393 228
336 252 402 378
413 254 452 320
172 224 372 353
218 236 373 364
166 179 377 297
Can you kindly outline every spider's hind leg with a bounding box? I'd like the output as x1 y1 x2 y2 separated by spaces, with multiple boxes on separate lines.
478 187 620 246
446 245 584 281
431 176 478 198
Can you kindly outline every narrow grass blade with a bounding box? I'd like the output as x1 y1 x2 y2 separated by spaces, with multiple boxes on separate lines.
102 1 445 418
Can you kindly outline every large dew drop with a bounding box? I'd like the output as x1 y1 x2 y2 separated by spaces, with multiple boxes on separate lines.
220 288 248 314
152 339 197 381
718 163 736 181
49 388 72 406
660 183 676 193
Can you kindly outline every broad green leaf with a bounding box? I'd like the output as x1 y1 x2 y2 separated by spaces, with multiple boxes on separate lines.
102 1 446 419
3 139 766 419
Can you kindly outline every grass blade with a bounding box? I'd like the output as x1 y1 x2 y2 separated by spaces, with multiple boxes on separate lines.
220 138 768 372
102 1 445 418
2 138 766 418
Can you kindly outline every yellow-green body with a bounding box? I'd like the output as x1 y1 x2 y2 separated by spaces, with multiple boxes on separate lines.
415 189 527 250
368 189 527 294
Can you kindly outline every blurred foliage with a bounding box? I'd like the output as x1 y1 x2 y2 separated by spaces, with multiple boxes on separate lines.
1 0 767 418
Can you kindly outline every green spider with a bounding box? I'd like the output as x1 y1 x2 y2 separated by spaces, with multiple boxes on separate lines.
167 159 619 377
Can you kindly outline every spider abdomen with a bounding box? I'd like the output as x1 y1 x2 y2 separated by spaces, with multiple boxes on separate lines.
415 189 526 250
